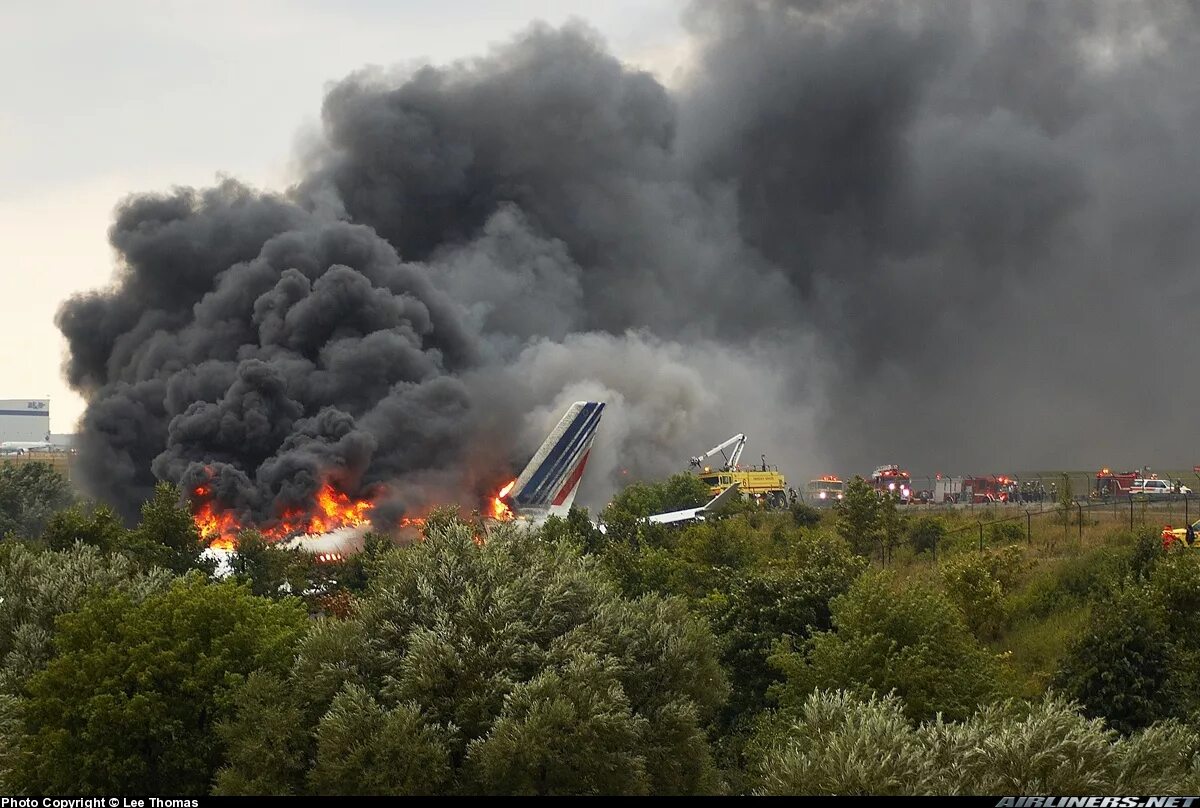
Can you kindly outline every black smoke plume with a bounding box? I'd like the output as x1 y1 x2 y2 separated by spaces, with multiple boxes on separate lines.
59 1 1200 525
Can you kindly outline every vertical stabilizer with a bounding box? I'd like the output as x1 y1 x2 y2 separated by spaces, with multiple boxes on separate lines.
507 401 605 516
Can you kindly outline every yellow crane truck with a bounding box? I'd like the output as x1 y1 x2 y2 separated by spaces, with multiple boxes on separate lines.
690 433 788 508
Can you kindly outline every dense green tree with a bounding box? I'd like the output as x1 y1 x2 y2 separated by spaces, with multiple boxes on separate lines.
1055 552 1200 733
216 521 727 795
40 503 128 554
703 530 866 724
877 491 904 564
0 542 170 694
835 477 879 557
10 575 307 795
538 507 604 553
213 672 309 796
0 463 74 540
770 572 1000 722
122 481 210 573
461 655 650 795
309 686 452 795
0 693 18 790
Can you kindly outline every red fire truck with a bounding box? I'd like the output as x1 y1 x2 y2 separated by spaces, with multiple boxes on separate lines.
962 475 1020 504
871 465 913 504
1093 468 1138 499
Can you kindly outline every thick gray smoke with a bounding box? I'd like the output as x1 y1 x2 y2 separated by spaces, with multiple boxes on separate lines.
58 1 1200 525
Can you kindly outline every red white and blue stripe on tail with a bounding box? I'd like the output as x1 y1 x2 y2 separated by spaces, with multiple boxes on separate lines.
508 401 604 515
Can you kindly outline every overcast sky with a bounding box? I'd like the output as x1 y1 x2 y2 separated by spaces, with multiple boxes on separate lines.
0 0 689 432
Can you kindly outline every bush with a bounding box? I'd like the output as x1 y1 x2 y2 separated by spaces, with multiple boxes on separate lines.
704 530 866 725
1054 573 1190 733
835 478 880 557
988 520 1024 544
749 691 1200 795
769 572 1000 722
908 517 946 555
789 502 821 528
0 463 74 540
940 553 1006 638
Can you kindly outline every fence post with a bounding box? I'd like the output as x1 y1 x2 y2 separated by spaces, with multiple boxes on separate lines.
1130 497 1134 531
1076 501 1083 543
978 521 984 552
1187 494 1190 526
1025 509 1032 543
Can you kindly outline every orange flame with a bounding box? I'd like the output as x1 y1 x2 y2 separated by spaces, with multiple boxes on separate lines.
490 479 516 521
191 480 376 550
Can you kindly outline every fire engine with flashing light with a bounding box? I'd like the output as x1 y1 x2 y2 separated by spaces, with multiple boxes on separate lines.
1092 468 1138 499
961 475 1020 504
871 465 912 503
806 475 845 506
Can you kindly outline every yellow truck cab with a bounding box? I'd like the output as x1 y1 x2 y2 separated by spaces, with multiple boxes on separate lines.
698 467 787 508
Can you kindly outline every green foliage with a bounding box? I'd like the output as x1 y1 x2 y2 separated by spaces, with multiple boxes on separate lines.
908 516 946 555
789 502 821 528
835 477 881 557
703 530 867 724
0 463 73 540
940 553 1006 638
0 693 19 790
750 690 934 795
940 546 1026 638
988 520 1024 544
41 503 127 554
750 690 1200 795
538 507 604 554
1054 552 1200 733
461 655 650 795
216 520 727 795
601 473 712 535
230 530 316 599
309 686 452 796
123 481 210 574
771 572 1000 721
212 672 309 795
0 542 170 694
10 575 307 795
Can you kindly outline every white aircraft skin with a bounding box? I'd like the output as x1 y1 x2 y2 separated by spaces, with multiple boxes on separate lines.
0 441 53 454
645 482 742 526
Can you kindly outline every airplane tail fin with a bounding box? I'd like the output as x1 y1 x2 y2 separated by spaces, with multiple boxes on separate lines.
507 401 605 517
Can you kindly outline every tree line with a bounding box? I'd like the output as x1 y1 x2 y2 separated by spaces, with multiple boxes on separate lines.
0 464 1197 795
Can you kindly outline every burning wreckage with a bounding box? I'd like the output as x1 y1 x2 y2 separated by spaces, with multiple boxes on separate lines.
195 401 606 561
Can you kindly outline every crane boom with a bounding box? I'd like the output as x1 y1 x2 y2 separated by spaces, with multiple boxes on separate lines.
689 433 747 471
